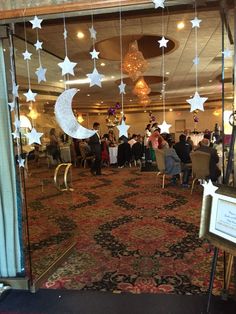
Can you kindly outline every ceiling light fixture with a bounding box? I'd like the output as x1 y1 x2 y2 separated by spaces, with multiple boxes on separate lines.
169 108 173 112
177 21 185 30
100 62 106 66
77 31 85 39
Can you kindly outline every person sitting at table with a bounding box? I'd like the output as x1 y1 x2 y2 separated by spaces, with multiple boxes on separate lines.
101 134 110 167
47 128 62 162
162 141 181 185
117 136 132 168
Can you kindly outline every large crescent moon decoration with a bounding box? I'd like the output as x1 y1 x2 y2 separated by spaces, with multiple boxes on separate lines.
55 88 96 139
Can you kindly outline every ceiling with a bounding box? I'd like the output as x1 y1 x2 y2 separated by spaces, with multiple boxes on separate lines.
7 0 235 115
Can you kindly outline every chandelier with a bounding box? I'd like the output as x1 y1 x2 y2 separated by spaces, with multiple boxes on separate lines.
139 95 151 107
133 77 151 97
122 41 148 81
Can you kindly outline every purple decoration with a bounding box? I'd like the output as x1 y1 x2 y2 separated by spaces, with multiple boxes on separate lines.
193 115 199 123
108 108 116 116
115 102 121 109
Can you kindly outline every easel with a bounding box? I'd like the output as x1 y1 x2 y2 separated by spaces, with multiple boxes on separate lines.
207 112 236 313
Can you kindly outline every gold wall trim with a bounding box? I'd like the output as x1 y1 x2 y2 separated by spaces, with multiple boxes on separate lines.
0 0 150 21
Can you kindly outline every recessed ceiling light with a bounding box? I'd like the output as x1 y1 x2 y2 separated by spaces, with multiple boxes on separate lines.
129 99 132 102
3 48 6 52
87 94 90 97
101 101 103 104
121 111 123 114
144 110 146 113
77 31 84 39
209 79 212 83
166 71 170 75
111 76 115 79
177 21 185 30
59 79 63 82
169 108 173 112
100 62 106 67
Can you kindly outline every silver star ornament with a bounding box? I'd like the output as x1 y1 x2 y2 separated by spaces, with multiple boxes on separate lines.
89 26 97 40
202 179 218 196
24 89 37 102
58 56 77 76
190 17 202 28
18 156 25 168
34 40 43 50
90 48 100 59
22 50 32 60
158 120 172 134
35 66 47 83
30 16 43 29
152 0 165 9
118 81 126 94
8 102 15 111
223 49 232 58
193 57 200 65
14 118 21 129
12 84 19 97
158 36 169 48
26 128 43 145
116 119 130 138
63 29 67 39
86 67 104 87
186 91 207 112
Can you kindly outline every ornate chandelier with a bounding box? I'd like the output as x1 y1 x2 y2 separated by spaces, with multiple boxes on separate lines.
132 77 151 97
139 95 151 107
122 41 148 81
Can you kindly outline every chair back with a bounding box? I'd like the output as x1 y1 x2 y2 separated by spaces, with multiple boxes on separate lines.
79 143 90 159
190 151 210 179
155 149 166 172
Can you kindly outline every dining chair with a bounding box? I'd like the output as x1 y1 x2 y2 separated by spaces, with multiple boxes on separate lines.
190 150 210 194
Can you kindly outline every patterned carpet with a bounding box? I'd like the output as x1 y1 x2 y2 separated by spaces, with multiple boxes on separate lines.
25 164 227 295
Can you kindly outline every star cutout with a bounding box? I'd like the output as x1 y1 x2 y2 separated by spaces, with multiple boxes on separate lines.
158 36 169 48
12 129 20 139
8 102 15 111
24 89 37 102
193 57 200 65
202 179 218 196
26 128 43 145
89 26 97 40
118 81 126 94
152 0 165 9
35 66 47 83
63 29 67 39
186 91 207 112
190 17 202 28
116 119 130 138
158 120 172 134
222 49 232 58
90 48 100 59
58 56 77 76
29 16 43 29
86 67 104 87
34 40 43 50
12 83 19 97
18 156 25 168
22 50 32 60
13 118 21 129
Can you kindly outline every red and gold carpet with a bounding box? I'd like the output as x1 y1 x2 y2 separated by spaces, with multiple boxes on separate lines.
25 166 227 295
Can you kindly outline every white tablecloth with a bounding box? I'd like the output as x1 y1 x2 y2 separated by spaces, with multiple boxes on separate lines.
109 146 118 164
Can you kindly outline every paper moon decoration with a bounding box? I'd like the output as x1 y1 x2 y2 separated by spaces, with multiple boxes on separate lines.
55 88 96 139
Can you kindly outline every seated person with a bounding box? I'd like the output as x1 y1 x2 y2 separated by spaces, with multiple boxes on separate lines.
196 138 221 182
163 143 181 185
117 136 132 168
47 128 62 162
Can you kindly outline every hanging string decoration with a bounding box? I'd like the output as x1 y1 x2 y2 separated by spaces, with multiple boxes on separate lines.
186 2 207 112
29 16 47 84
86 7 104 87
222 11 232 58
158 10 171 134
58 16 77 76
116 3 130 138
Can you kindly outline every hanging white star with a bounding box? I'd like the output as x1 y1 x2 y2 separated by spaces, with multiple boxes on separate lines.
158 36 169 48
90 48 100 59
222 49 232 58
26 127 43 145
12 83 19 97
152 0 165 9
34 40 43 50
202 179 218 196
58 56 77 76
12 129 20 139
35 66 47 83
22 50 32 60
13 118 21 129
116 119 130 138
186 91 207 112
8 102 15 111
158 120 172 134
190 17 202 28
63 29 67 39
193 57 200 65
30 16 43 29
89 26 97 40
18 156 25 168
118 81 126 94
86 67 104 87
24 89 37 102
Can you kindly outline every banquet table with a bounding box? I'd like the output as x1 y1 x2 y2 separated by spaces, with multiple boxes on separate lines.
109 146 118 164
